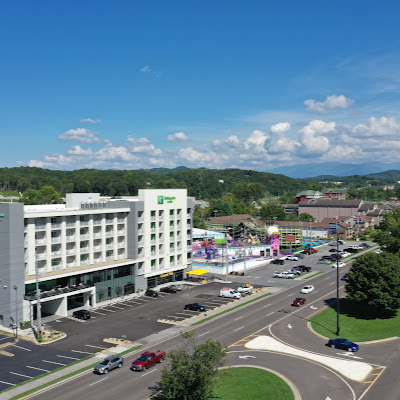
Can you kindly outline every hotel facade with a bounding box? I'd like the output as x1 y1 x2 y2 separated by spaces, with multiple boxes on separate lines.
0 189 193 330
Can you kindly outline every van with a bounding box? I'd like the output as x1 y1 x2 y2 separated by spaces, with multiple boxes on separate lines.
219 287 242 299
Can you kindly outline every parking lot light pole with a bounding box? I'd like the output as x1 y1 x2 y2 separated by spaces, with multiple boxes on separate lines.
336 235 340 336
13 285 18 343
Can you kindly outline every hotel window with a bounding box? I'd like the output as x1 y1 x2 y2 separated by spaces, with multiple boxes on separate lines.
169 209 174 216
170 256 175 263
158 210 164 217
151 259 157 267
170 243 174 250
170 232 174 238
151 210 156 217
170 221 174 227
151 222 156 229
151 234 156 241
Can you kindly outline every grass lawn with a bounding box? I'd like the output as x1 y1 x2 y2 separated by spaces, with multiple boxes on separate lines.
213 367 294 400
310 299 400 341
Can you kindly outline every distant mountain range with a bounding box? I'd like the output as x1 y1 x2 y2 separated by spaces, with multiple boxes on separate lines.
266 162 400 179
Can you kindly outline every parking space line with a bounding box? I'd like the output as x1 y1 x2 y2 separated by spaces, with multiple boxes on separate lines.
106 305 125 310
42 360 66 366
9 372 34 379
26 366 50 372
121 303 134 307
100 308 116 312
86 345 109 350
11 344 32 351
57 355 80 360
141 368 158 377
288 294 295 297
0 336 11 341
91 310 107 315
71 350 94 354
166 315 185 319
174 312 192 315
89 377 108 386
0 380 15 386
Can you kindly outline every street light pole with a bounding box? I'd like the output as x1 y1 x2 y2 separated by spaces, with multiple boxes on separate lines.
35 256 42 340
12 285 18 343
336 234 340 336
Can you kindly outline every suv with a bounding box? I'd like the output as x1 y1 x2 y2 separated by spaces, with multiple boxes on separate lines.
94 355 124 374
72 310 91 320
328 338 358 352
160 286 177 293
145 289 159 297
271 259 285 265
184 303 206 311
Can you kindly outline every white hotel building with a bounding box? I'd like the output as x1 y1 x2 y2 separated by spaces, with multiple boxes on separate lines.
0 189 193 330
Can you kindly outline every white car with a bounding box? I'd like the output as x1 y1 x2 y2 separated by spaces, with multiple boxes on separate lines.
339 251 350 258
285 255 299 261
332 262 346 268
273 271 295 279
237 284 253 294
300 285 315 294
375 249 382 254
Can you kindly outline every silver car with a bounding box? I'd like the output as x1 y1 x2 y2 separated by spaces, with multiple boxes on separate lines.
93 355 124 374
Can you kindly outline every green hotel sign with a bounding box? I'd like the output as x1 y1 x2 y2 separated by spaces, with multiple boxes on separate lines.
157 195 176 204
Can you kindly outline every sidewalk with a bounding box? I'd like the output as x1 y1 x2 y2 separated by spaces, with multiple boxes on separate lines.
0 288 272 400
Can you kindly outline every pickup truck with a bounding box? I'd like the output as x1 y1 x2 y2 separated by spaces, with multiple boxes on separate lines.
237 283 253 294
131 350 166 371
273 271 295 279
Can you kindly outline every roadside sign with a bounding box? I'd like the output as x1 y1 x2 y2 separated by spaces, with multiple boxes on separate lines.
329 223 337 233
285 235 296 243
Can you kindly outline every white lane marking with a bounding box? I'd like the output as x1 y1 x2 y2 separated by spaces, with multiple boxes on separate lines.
266 312 274 317
9 372 34 378
42 360 66 366
234 326 244 332
11 344 32 351
141 369 158 377
86 345 108 349
57 355 80 360
89 377 108 386
26 366 50 372
234 316 244 321
313 291 318 294
263 304 271 308
325 277 330 280
329 282 335 285
166 315 184 319
288 294 295 297
198 331 210 337
0 380 15 386
0 337 11 341
174 312 193 315
125 301 142 304
106 305 125 310
100 308 116 313
71 350 94 354
91 310 107 315
287 324 292 329
253 276 261 278
122 303 134 307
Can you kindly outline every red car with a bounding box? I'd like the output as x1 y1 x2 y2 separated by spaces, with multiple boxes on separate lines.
131 350 166 371
310 248 318 253
291 297 306 307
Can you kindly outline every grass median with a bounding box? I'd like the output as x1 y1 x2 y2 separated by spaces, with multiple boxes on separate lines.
310 299 400 341
213 367 294 400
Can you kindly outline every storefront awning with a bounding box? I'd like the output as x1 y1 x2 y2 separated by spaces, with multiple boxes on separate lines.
186 269 210 276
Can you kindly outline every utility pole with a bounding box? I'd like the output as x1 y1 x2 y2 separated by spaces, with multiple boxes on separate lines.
336 233 340 336
35 256 42 341
13 285 18 343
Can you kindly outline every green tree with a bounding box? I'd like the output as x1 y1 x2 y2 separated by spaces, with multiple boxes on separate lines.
159 333 226 400
193 206 207 229
259 203 286 220
346 252 400 317
374 209 400 254
20 185 63 205
298 213 314 222
208 199 233 217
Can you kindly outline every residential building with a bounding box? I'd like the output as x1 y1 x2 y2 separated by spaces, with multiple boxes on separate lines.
295 190 323 204
298 199 362 222
382 185 395 190
323 188 346 200
0 190 193 330
205 214 253 239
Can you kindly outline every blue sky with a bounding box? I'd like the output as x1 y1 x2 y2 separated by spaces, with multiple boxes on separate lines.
2 1 400 171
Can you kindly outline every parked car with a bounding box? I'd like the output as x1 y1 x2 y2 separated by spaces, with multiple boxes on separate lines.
321 255 334 260
296 253 305 259
237 283 253 294
94 355 124 374
285 255 299 261
290 267 303 276
318 259 331 264
271 258 285 265
273 271 295 279
131 350 166 371
345 247 360 253
328 338 359 352
184 302 206 311
291 297 306 307
72 309 91 320
219 288 242 298
300 285 315 294
339 251 350 258
145 289 159 297
159 286 177 293
298 265 312 273
330 254 343 260
329 248 339 253
332 262 346 268
170 283 183 291
329 240 344 246
341 273 349 281
375 249 382 254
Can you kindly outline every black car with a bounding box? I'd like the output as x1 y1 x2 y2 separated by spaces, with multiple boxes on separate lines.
184 303 206 311
345 248 359 253
298 265 312 273
341 273 349 281
160 286 177 293
271 259 285 265
72 309 91 320
145 289 159 297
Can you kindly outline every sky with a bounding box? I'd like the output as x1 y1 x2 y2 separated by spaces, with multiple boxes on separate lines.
2 1 400 172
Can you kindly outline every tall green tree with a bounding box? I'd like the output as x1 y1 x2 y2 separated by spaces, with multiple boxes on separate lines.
159 333 226 400
346 252 400 317
259 203 286 220
299 212 314 222
374 209 400 254
20 185 63 205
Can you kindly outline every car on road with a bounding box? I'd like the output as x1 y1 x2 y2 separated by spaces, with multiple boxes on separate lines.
291 297 306 307
318 258 331 264
131 350 166 371
145 289 159 297
341 273 349 281
184 302 206 311
159 286 177 293
285 255 299 261
328 338 359 352
332 262 346 268
300 285 315 294
72 309 91 320
271 258 285 265
94 355 124 374
273 271 295 279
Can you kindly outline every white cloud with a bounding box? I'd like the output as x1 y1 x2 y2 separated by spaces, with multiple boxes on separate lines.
59 128 100 143
178 147 219 164
126 137 156 154
352 116 400 138
225 135 242 148
28 160 45 167
244 130 268 151
304 95 354 114
140 65 152 73
66 145 93 156
168 132 190 142
298 120 335 154
95 145 135 162
79 118 102 124
270 122 291 133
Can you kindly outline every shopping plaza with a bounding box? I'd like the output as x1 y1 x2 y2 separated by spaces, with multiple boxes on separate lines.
0 189 193 330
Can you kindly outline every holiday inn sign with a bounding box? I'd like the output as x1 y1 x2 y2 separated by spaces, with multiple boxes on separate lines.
158 195 176 204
